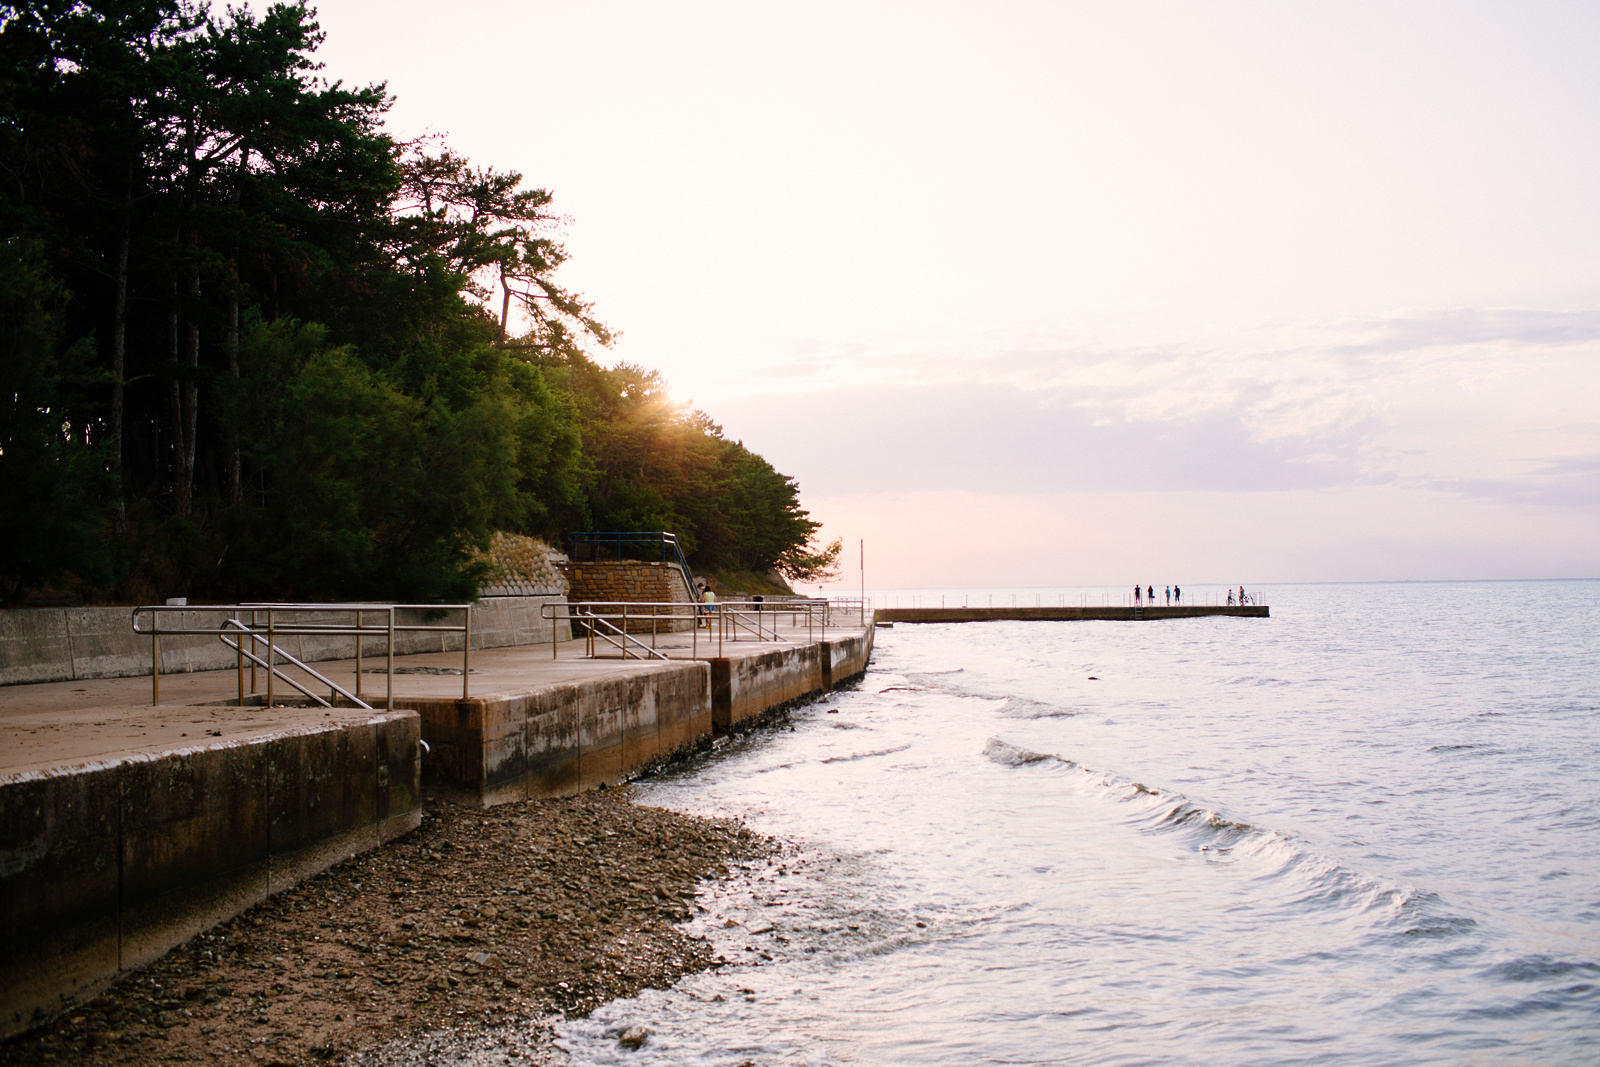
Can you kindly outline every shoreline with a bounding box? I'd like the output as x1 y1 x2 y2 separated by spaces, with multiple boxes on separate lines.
0 789 769 1066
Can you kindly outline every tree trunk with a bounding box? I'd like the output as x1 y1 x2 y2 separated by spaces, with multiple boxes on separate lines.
227 153 245 503
110 173 131 537
183 245 200 518
169 286 187 518
498 271 512 344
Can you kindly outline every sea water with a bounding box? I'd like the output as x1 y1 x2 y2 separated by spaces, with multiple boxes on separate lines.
547 580 1600 1065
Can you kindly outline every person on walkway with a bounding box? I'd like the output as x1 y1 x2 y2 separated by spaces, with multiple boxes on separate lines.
1134 584 1142 605
1227 589 1235 606
700 582 717 628
1164 586 1171 605
1174 585 1182 604
1147 585 1155 603
1239 585 1247 605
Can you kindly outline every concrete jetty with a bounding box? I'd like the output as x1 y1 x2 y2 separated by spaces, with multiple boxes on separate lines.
0 617 873 1036
876 605 1269 623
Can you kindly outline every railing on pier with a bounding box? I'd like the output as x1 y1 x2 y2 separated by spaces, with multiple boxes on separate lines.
878 590 1268 610
540 598 841 660
130 603 473 709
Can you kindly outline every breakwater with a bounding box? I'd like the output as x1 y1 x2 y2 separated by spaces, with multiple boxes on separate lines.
876 604 1269 623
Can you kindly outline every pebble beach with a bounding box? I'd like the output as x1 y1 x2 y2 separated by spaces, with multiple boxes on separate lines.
0 789 767 1066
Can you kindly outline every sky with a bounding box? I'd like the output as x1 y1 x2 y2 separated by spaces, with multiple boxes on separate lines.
309 0 1600 590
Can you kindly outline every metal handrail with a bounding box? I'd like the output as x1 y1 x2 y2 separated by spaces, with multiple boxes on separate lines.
574 609 672 661
131 602 473 708
220 619 375 710
541 598 833 660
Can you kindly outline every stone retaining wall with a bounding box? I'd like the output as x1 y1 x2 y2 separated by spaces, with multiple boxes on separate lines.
558 561 697 633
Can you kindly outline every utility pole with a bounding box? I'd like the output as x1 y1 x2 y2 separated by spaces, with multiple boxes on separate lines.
859 539 865 625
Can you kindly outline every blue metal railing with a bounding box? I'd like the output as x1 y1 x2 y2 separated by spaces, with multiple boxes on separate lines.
566 531 698 600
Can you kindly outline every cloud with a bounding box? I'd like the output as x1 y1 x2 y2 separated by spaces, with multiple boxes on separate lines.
716 305 1600 508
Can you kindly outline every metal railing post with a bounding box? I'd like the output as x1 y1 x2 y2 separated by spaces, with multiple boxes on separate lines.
463 605 471 700
386 606 395 712
234 610 244 705
355 609 363 701
266 608 275 707
150 613 159 707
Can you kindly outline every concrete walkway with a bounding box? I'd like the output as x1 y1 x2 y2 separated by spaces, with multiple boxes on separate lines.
0 617 857 779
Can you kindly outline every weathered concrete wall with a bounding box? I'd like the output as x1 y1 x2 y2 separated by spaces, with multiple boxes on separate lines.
418 626 876 805
711 644 825 732
0 711 420 1037
875 605 1270 623
0 598 568 687
824 626 875 688
409 662 712 806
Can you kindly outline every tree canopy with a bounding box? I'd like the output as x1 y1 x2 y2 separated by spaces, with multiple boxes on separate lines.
0 0 837 603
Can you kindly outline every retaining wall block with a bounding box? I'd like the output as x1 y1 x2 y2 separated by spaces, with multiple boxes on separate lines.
266 723 379 893
525 684 584 798
577 681 626 791
0 766 121 1034
409 697 481 791
656 663 711 752
725 644 825 726
0 609 74 685
477 696 530 808
118 745 271 972
620 675 661 774
374 712 423 840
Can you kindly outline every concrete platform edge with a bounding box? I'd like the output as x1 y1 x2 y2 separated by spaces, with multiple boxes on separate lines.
0 711 421 1038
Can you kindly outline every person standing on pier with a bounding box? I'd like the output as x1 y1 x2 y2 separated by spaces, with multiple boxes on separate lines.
1174 585 1182 604
1147 585 1155 603
1164 586 1171 605
1134 584 1142 605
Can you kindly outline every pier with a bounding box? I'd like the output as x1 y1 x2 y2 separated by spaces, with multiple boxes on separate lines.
876 605 1269 623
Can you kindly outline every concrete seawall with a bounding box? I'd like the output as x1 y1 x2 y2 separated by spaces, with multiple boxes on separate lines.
876 605 1269 623
412 627 875 806
1 623 873 1035
0 711 420 1036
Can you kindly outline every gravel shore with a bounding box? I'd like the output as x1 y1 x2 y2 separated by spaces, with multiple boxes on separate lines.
1 789 767 1066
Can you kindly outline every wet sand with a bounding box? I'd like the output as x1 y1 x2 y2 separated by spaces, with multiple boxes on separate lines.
0 789 768 1066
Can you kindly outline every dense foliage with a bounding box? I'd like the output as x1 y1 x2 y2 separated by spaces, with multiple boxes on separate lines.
0 0 839 603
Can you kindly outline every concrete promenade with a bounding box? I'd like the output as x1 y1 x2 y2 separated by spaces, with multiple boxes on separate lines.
876 604 1269 623
1 616 873 1036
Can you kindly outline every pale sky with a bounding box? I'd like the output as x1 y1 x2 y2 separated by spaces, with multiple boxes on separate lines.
311 0 1600 588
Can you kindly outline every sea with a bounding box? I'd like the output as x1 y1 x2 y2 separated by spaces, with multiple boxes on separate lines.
471 580 1599 1064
